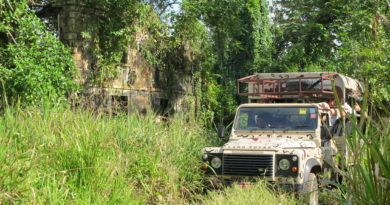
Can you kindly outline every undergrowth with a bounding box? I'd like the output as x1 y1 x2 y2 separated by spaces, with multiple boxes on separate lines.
0 106 212 204
198 181 299 205
0 105 298 204
328 101 390 205
1 100 387 204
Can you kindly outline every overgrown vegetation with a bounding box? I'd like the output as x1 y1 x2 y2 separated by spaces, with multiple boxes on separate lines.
271 0 390 101
326 99 390 205
0 106 211 203
0 0 389 204
82 0 166 83
0 0 76 105
1 0 388 115
179 0 272 123
0 105 299 204
199 182 300 205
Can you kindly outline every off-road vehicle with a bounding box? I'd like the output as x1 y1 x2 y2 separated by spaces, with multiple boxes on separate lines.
201 72 363 205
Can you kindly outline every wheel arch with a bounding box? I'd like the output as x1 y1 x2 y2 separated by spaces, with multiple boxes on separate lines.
303 158 321 183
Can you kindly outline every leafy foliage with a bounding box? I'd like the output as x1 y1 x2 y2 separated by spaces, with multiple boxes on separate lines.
81 0 165 83
271 0 390 100
324 96 390 205
177 0 272 123
0 0 76 105
1 0 388 113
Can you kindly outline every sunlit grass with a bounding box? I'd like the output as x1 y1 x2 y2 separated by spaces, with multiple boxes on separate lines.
0 105 301 204
198 181 299 205
0 106 216 203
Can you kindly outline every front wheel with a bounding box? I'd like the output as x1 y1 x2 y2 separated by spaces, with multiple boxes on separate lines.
302 173 319 205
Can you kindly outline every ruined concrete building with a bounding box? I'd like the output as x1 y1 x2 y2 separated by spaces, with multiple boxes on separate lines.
38 0 193 116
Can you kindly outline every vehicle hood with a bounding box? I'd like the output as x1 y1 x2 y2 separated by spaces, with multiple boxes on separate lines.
223 138 317 150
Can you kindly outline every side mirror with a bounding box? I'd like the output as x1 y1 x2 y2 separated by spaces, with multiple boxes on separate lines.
217 125 225 139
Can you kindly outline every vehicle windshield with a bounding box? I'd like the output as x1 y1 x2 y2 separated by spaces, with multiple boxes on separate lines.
234 107 318 131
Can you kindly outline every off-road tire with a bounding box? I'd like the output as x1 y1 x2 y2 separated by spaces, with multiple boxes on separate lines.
303 173 319 205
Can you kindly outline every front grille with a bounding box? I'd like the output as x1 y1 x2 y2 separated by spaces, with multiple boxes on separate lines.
223 154 273 177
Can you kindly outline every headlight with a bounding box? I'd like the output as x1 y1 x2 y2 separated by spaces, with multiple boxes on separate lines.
278 159 290 170
210 157 222 169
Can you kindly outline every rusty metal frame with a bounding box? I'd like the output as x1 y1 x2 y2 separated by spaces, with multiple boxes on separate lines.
237 73 338 99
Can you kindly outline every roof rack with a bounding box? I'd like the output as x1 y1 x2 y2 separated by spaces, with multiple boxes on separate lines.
237 72 339 100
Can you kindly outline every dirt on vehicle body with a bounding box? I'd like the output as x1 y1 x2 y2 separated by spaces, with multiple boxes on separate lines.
201 72 364 205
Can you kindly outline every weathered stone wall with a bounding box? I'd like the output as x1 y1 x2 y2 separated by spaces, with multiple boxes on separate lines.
45 0 193 115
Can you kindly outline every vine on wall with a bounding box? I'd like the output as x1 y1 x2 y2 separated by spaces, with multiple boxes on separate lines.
80 0 166 84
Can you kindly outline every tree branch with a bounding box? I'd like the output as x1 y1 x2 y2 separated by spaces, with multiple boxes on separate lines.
158 0 179 16
6 30 17 44
5 0 14 12
27 0 47 7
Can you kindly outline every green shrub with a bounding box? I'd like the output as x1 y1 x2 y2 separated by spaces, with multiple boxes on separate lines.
0 0 76 105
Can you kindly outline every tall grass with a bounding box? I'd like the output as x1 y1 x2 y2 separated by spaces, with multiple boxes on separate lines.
0 105 217 204
198 182 299 205
3 100 387 204
0 105 298 204
328 99 390 205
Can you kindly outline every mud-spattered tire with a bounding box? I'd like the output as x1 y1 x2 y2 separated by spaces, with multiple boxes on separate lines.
303 173 319 205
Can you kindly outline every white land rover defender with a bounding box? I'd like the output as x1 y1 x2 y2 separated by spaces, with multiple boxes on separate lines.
201 72 364 205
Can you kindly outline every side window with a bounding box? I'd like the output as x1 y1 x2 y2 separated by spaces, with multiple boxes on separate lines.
321 114 331 141
238 113 249 129
321 113 330 126
331 119 343 137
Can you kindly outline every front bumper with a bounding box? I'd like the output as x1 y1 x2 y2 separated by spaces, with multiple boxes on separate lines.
204 175 304 192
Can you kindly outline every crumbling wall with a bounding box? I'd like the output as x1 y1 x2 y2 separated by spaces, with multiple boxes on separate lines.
42 0 193 115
